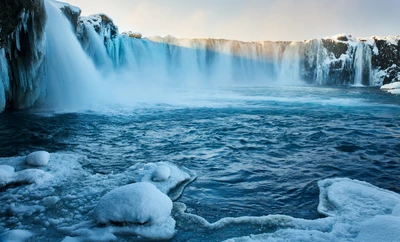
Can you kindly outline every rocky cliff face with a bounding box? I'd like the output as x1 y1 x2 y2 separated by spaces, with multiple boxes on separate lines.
0 0 47 111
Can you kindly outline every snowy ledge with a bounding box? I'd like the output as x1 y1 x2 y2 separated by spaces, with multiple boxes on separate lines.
381 81 400 95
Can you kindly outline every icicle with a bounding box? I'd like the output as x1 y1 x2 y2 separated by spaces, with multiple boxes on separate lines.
0 49 10 111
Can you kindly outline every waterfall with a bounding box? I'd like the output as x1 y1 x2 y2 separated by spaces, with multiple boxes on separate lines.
43 0 103 110
353 42 372 86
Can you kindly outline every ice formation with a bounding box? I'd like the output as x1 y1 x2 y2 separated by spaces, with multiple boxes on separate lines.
220 178 400 241
25 151 50 166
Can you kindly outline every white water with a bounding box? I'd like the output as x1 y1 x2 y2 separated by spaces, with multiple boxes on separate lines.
43 0 104 111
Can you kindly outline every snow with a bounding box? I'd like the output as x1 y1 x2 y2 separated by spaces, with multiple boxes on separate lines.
25 151 50 166
356 215 400 241
381 82 400 95
0 230 33 242
0 164 53 187
152 163 171 181
96 182 173 224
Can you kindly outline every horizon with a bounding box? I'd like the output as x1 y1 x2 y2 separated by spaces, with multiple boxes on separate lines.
61 0 400 42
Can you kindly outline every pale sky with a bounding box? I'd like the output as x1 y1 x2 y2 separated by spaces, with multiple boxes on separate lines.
62 0 400 41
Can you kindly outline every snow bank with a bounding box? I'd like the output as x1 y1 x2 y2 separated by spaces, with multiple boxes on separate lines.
96 182 173 224
25 151 50 166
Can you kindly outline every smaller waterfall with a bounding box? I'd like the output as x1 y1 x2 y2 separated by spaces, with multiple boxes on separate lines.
278 42 303 84
353 42 372 86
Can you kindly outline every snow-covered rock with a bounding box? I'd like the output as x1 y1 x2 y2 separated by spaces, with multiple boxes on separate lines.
55 1 82 30
25 151 50 166
95 182 173 224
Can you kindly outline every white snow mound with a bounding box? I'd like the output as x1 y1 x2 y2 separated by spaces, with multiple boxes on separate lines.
95 182 173 224
152 164 171 182
25 151 50 166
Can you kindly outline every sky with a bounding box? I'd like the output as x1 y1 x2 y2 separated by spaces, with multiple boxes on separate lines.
62 0 400 42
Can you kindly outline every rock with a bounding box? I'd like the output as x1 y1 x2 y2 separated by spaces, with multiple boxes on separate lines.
122 31 142 39
25 151 50 166
0 0 47 111
95 182 173 224
54 1 82 31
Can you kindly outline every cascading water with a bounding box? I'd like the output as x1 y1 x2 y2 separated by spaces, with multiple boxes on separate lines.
43 0 104 110
96 35 305 87
353 42 372 86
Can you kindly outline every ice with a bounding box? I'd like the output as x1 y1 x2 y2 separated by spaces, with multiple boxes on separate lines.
25 151 50 166
0 230 33 242
0 48 10 112
222 178 400 241
96 182 173 224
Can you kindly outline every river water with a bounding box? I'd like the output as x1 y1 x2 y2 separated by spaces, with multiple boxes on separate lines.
0 86 399 241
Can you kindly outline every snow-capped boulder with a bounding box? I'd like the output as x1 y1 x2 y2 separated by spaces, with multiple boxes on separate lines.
95 182 173 224
55 1 82 31
152 164 171 182
25 151 50 166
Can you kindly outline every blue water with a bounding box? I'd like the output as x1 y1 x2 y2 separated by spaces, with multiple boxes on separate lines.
1 86 399 241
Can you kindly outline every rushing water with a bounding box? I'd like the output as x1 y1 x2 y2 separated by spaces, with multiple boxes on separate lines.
0 85 400 241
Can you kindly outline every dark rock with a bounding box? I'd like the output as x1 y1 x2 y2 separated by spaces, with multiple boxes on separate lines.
58 3 82 31
0 0 47 110
322 39 348 59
